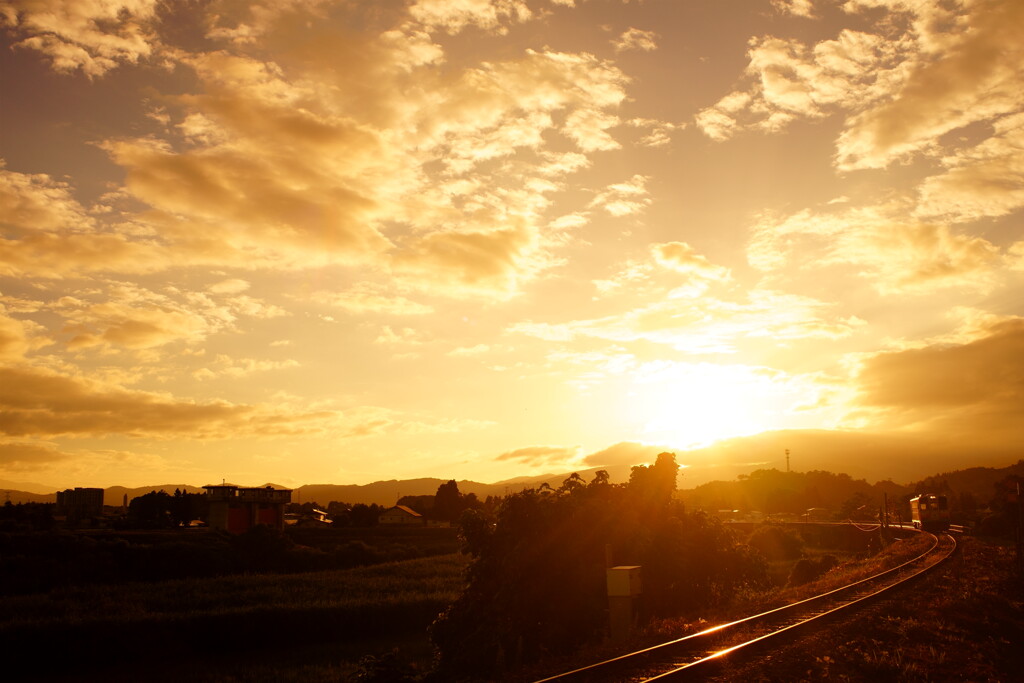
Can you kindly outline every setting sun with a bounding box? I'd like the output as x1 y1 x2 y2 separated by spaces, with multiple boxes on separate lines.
630 364 774 448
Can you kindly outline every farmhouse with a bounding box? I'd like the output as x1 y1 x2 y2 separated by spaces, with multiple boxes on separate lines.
378 504 423 525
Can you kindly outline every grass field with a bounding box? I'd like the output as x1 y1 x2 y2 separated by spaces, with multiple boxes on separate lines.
5 552 470 681
0 525 463 594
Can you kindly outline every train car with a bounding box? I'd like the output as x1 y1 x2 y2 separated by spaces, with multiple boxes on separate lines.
909 493 950 531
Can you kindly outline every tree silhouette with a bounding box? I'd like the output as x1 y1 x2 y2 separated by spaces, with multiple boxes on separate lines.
559 472 585 494
431 457 766 678
628 452 679 517
433 480 462 522
128 491 175 528
589 469 610 488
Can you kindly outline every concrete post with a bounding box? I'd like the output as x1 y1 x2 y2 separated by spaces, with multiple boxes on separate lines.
607 566 642 642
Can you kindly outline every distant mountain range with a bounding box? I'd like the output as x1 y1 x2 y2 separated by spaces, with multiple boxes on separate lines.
1 484 208 506
3 428 1019 507
0 478 559 507
666 429 1017 486
3 456 1021 509
0 478 55 495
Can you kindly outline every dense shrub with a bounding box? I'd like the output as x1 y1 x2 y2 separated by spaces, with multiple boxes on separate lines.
0 502 55 531
747 524 805 561
787 554 839 586
350 650 422 682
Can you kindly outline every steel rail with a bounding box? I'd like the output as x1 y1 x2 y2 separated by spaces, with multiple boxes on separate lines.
643 532 958 680
533 530 956 683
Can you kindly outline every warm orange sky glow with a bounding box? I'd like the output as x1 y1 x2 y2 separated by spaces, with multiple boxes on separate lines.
1 0 1022 490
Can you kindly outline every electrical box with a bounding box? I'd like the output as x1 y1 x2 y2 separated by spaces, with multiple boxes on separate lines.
606 565 642 597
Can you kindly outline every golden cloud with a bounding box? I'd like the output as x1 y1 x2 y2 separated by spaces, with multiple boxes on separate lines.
391 224 542 299
836 0 1024 169
613 27 658 53
582 441 673 468
48 282 286 352
590 175 650 216
627 118 682 148
512 288 860 353
0 440 70 469
696 29 896 140
915 112 1024 222
592 242 729 300
0 0 159 76
771 0 815 18
652 242 730 281
192 355 299 381
748 203 1004 294
0 309 50 361
0 365 256 438
107 139 391 259
1 0 635 308
208 279 250 295
334 405 493 439
0 361 484 473
75 27 627 297
697 0 1024 176
308 285 434 316
0 164 96 234
408 0 533 35
0 231 170 279
0 166 168 278
496 445 579 465
852 318 1024 445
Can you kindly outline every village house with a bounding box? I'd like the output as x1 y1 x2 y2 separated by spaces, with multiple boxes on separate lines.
378 504 423 525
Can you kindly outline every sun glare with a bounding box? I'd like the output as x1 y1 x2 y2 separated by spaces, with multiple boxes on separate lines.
626 363 780 448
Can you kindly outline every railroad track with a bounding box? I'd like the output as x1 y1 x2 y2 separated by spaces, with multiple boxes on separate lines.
534 531 958 682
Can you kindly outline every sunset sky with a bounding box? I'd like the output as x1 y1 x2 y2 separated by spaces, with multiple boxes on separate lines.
1 0 1022 491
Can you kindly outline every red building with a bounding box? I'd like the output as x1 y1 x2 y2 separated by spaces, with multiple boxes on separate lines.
203 483 291 533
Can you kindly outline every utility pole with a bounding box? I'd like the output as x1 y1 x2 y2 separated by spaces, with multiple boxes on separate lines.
785 449 790 473
1017 483 1023 578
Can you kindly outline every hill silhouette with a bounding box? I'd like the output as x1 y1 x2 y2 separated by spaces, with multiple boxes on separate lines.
908 461 1024 502
2 448 1020 509
667 430 1017 485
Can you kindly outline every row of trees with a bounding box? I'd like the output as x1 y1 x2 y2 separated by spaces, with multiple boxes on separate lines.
0 492 207 532
431 454 768 678
289 479 486 526
2 480 482 531
286 501 386 527
396 479 488 522
684 465 1024 525
125 489 206 527
683 469 904 517
131 489 460 528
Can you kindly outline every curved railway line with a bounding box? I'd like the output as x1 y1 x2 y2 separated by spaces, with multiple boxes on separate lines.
535 530 958 682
